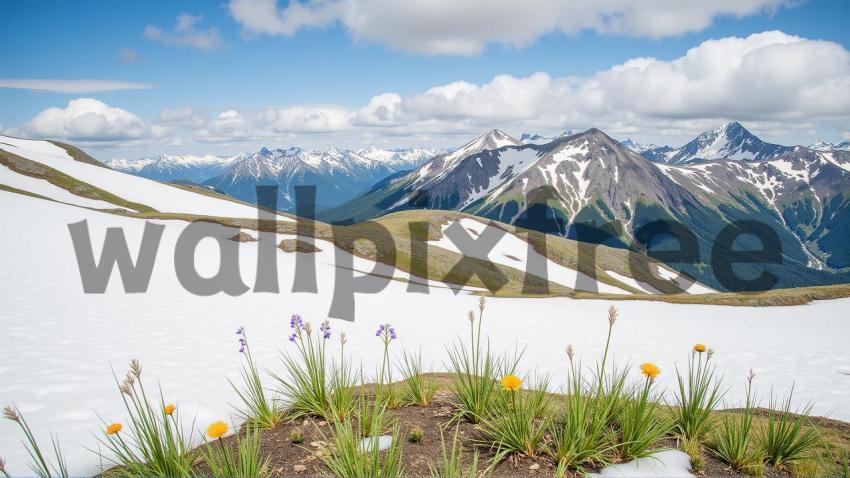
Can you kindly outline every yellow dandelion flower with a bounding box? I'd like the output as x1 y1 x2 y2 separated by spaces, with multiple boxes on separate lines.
106 423 123 435
640 363 661 380
164 404 176 416
693 343 706 353
500 374 522 392
207 421 229 439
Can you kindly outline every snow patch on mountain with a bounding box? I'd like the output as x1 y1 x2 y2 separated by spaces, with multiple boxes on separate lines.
660 122 794 164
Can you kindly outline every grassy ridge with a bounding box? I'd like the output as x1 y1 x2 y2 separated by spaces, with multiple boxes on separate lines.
3 144 850 306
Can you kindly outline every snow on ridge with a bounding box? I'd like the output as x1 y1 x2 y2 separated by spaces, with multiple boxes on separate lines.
0 163 127 211
428 218 630 294
0 135 293 221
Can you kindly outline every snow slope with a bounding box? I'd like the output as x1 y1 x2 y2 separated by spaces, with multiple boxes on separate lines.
1 192 849 475
0 163 123 210
0 135 292 221
428 218 630 294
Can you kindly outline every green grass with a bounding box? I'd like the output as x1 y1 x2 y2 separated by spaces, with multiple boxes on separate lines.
547 309 623 472
759 389 821 470
2 405 68 478
672 348 725 442
202 424 270 478
319 411 404 478
430 426 484 478
616 374 672 460
97 360 197 478
446 298 503 423
711 371 765 475
398 349 438 407
271 317 334 420
477 383 551 459
229 328 283 429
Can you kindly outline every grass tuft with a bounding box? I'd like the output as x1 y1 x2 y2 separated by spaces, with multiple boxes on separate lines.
711 370 765 475
672 347 724 442
203 424 271 478
758 387 820 470
97 360 197 477
399 349 438 407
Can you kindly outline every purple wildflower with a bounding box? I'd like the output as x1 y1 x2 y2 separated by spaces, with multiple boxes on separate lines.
290 314 303 329
375 324 385 336
389 327 397 340
238 346 245 353
320 320 331 340
236 327 244 335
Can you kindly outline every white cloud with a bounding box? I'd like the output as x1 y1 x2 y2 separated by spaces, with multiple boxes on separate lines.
578 31 850 121
9 31 850 152
0 78 153 93
154 107 209 128
228 0 791 55
143 13 223 51
13 98 151 141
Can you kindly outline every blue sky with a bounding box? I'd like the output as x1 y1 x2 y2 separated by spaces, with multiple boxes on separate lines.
1 0 849 158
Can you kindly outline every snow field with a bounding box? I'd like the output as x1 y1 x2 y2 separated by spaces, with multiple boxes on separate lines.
1 191 849 475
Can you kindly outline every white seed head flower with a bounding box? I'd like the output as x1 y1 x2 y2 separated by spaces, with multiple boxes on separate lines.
467 310 475 323
566 344 574 362
607 306 618 326
707 348 715 360
3 405 20 422
479 296 486 311
129 359 142 378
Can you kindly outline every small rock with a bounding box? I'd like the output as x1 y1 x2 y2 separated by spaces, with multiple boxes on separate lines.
318 420 328 427
359 435 393 452
529 463 540 470
302 419 309 426
293 464 307 472
310 441 322 448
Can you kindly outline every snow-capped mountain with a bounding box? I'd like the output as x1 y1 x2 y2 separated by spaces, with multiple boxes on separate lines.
203 146 409 211
809 140 850 152
620 138 661 153
649 122 794 164
356 146 444 170
107 146 441 211
106 157 155 173
326 127 850 289
520 130 582 144
107 154 237 183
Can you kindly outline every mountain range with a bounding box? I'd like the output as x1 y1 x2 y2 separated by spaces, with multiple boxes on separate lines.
108 146 442 211
321 126 850 291
103 122 850 290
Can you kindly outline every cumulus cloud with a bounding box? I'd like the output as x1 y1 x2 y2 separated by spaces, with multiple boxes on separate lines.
143 13 223 51
10 31 850 150
579 31 850 121
154 107 209 128
14 98 151 141
0 78 153 93
228 0 791 55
